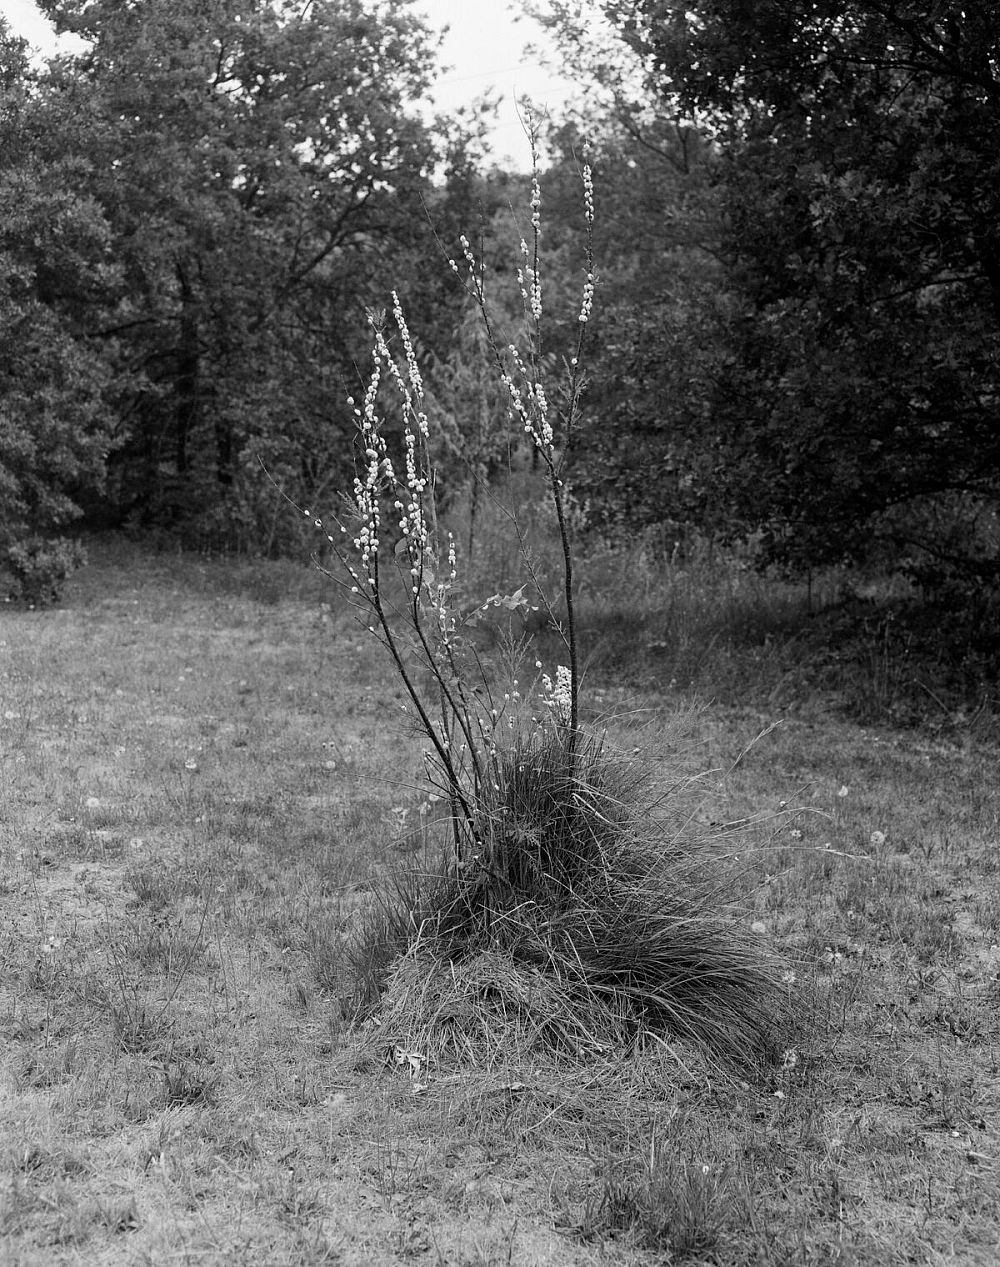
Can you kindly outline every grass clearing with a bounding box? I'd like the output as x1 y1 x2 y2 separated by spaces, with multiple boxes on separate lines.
2 537 999 1264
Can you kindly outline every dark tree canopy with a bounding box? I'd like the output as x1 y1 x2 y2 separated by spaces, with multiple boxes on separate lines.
567 2 1000 596
1 0 474 553
0 23 117 549
7 0 999 618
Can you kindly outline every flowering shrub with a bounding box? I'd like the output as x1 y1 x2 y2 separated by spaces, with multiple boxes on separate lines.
309 141 793 1066
307 137 594 864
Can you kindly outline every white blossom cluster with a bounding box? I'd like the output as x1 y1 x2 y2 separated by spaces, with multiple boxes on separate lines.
372 293 429 442
348 353 391 574
579 166 595 322
337 299 440 606
530 174 542 236
578 272 595 325
582 164 594 224
448 233 478 282
517 236 542 323
501 343 553 454
540 664 573 724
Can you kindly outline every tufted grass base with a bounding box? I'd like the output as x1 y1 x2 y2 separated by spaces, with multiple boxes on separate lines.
348 728 796 1071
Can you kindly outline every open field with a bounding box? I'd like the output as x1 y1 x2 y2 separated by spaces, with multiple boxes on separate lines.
2 538 999 1265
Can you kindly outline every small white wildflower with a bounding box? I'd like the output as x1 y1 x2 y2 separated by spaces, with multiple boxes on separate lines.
869 830 886 847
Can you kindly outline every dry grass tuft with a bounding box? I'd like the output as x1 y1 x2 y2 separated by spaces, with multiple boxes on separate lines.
349 729 794 1070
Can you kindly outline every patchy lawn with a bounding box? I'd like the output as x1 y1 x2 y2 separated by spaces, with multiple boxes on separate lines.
1 539 998 1265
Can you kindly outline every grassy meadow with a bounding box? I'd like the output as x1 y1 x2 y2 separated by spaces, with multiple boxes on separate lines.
1 533 999 1265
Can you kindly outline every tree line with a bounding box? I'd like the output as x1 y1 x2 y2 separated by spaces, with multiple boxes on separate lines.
2 1 998 627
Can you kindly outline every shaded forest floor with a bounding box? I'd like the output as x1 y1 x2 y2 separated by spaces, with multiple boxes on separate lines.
1 537 999 1264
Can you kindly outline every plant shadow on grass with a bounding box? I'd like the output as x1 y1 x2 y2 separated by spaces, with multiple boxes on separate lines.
575 583 1000 736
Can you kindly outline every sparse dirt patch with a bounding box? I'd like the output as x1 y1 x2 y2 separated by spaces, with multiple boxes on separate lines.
1 540 999 1264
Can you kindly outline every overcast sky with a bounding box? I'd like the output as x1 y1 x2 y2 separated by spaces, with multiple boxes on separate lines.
1 0 577 166
417 0 577 163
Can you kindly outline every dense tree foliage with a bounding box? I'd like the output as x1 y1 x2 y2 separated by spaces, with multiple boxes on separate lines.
7 0 999 636
551 2 1000 600
536 112 725 540
0 26 117 551
1 0 474 556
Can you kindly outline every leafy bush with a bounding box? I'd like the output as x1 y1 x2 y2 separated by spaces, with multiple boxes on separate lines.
5 536 87 607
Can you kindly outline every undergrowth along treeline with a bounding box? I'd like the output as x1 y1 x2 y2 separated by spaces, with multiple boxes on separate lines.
303 136 797 1069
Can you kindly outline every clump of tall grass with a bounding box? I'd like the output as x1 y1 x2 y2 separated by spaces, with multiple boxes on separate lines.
349 727 789 1068
310 127 796 1070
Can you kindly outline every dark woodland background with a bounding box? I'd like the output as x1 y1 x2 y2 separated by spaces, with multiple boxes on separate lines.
2 1 998 707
